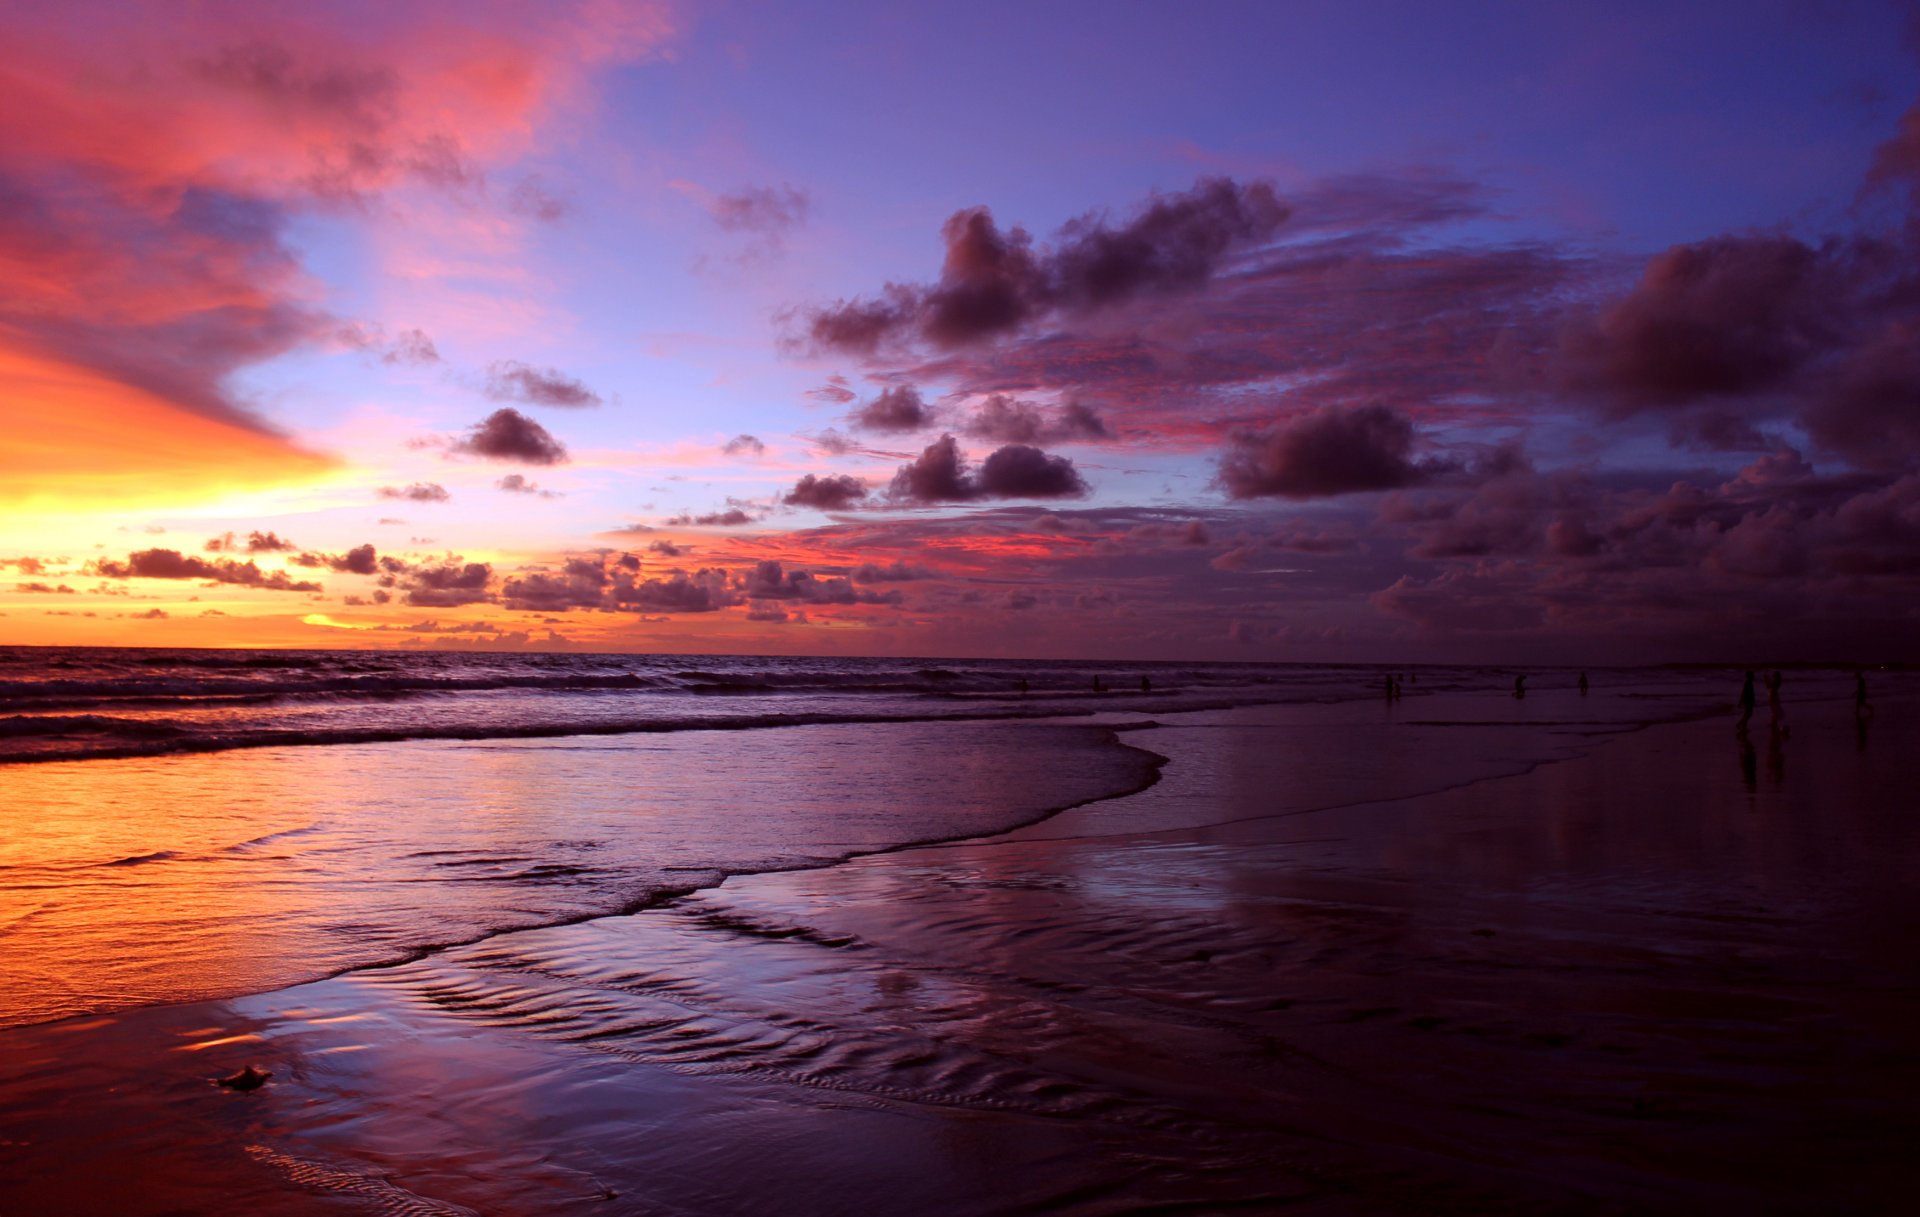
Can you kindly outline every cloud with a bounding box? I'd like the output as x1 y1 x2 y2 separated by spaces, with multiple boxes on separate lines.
667 499 766 526
1801 320 1920 469
206 529 297 553
706 184 810 236
484 361 603 408
0 2 677 504
722 433 766 456
784 473 870 511
89 547 323 591
339 324 441 365
378 482 450 502
851 560 931 582
961 395 1109 444
850 385 936 433
451 407 569 464
496 472 561 497
15 583 77 594
803 177 1287 353
400 559 493 607
805 376 857 404
1218 404 1429 499
1556 235 1854 409
888 434 1089 502
735 560 903 606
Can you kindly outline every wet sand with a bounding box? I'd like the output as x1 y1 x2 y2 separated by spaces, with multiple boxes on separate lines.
4 690 1918 1215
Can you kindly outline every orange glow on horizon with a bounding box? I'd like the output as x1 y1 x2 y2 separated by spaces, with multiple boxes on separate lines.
0 348 339 513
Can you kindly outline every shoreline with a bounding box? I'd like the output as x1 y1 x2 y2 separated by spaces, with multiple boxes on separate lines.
5 692 1915 1213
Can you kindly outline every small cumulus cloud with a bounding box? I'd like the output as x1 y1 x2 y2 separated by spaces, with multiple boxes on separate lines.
451 408 569 465
378 483 451 503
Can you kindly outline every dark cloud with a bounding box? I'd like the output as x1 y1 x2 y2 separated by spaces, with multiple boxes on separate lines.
722 434 766 456
329 543 379 575
619 569 730 612
451 408 569 465
804 178 1287 353
977 444 1089 498
1801 321 1920 469
1863 99 1920 203
647 539 690 557
888 435 1089 502
962 395 1110 444
784 473 870 511
378 482 450 502
496 473 560 497
15 583 76 594
735 560 903 607
1556 235 1856 409
889 435 974 502
484 360 602 408
1219 404 1429 499
707 184 810 235
401 559 493 607
850 385 936 433
88 548 323 591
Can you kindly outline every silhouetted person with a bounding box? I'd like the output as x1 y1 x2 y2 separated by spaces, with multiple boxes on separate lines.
1578 672 1589 696
1735 670 1756 733
1384 673 1397 700
1092 675 1105 694
1512 674 1526 700
1765 671 1787 737
1017 677 1029 695
1140 675 1151 693
1856 674 1873 749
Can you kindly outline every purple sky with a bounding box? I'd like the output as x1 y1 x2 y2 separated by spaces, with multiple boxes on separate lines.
4 0 1919 660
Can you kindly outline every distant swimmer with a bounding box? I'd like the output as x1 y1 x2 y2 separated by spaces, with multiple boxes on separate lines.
1140 675 1151 693
1765 671 1787 737
1092 676 1105 694
1735 670 1756 732
1017 677 1029 695
1578 672 1589 696
1512 674 1526 700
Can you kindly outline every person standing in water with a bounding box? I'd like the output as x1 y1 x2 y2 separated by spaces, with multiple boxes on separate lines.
1578 672 1589 696
1765 671 1788 737
1735 670 1756 732
1856 673 1874 723
1512 674 1526 699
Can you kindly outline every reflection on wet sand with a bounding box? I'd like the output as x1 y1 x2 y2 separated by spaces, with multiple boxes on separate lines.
3 686 1915 1214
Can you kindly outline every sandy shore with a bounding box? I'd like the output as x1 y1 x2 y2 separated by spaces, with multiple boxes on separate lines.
4 690 1917 1215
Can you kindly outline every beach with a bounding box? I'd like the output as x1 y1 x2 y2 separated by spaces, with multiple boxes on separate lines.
4 668 1916 1214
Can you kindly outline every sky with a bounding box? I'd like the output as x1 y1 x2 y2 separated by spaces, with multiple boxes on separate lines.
4 0 1920 662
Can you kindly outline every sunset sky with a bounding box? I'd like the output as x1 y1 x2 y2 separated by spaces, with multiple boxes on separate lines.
5 0 1920 660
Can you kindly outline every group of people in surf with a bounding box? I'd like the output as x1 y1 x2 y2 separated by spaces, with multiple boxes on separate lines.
1734 669 1876 738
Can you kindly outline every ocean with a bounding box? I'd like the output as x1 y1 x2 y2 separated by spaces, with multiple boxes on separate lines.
0 648 1778 1030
